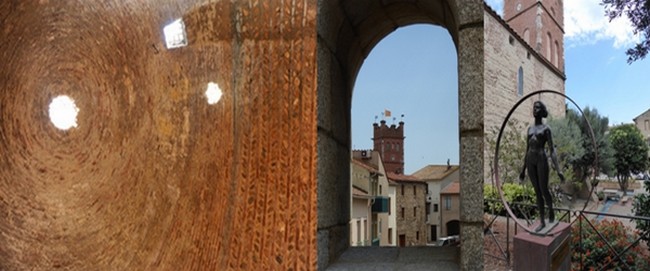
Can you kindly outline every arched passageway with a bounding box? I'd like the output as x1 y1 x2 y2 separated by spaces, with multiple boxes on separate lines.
317 0 485 269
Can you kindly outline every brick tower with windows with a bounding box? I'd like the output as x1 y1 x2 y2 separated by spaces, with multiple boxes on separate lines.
503 0 564 71
373 119 405 174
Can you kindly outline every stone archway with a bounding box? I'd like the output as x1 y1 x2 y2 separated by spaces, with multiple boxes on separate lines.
316 0 485 270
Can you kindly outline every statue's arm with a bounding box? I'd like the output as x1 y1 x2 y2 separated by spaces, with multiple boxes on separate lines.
546 128 565 183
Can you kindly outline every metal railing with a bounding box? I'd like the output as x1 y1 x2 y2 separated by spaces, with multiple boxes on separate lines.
484 199 650 271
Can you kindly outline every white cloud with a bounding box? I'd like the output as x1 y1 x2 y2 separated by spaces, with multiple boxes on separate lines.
565 0 639 48
485 0 639 49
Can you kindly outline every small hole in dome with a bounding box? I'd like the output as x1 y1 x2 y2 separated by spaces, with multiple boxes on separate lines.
163 18 188 49
205 82 223 105
48 95 79 130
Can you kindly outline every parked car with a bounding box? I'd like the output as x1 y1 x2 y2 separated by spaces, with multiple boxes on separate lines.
437 235 459 246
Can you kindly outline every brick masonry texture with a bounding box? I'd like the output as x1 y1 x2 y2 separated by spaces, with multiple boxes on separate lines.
0 1 317 270
396 183 428 246
483 8 566 181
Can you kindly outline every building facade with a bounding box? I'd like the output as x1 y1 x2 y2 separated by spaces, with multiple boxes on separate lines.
633 109 650 156
373 120 405 174
412 164 460 243
389 173 428 247
484 1 566 180
350 150 392 246
440 180 461 237
503 0 564 71
350 159 375 246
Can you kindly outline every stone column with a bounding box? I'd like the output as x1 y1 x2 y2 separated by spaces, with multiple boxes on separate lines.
457 0 485 270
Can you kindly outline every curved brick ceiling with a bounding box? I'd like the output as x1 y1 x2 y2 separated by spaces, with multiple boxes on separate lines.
1 1 317 270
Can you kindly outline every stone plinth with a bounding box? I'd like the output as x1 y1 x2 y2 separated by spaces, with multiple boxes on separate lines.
514 222 571 271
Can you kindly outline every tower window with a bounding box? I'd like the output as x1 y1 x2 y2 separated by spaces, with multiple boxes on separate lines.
517 66 524 96
546 32 552 60
523 28 530 45
554 41 560 67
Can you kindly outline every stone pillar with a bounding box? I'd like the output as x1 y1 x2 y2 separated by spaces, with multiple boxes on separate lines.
316 0 353 269
457 0 485 270
514 223 572 271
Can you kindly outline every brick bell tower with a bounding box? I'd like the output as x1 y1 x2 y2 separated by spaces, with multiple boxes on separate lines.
503 0 564 71
373 118 405 174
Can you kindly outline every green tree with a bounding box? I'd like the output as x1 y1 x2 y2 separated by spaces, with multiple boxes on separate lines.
633 180 650 251
565 107 614 197
608 124 649 195
484 182 536 218
486 119 527 184
601 0 650 63
547 117 583 193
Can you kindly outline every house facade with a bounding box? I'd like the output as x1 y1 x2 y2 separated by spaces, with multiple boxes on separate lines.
412 164 460 243
350 150 391 246
440 180 461 237
389 173 428 247
633 109 650 156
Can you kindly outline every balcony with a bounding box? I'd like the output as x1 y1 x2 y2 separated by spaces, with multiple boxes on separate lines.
372 196 389 213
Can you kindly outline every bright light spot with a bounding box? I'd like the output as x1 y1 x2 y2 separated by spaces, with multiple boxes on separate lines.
205 82 223 105
48 95 79 130
163 19 188 49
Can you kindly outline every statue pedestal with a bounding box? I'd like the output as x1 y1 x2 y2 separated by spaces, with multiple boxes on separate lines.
513 221 571 271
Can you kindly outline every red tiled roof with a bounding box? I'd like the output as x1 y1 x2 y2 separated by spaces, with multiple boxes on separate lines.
352 185 369 196
412 165 459 181
351 158 379 174
441 181 460 195
387 172 424 183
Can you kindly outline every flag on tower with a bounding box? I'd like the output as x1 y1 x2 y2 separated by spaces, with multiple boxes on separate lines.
384 109 391 117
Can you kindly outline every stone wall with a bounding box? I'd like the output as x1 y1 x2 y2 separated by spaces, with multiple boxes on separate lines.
396 183 428 246
483 7 566 181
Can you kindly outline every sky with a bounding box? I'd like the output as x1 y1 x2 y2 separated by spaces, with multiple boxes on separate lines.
352 1 650 175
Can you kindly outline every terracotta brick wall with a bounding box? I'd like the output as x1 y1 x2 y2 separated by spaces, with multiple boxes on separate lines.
0 1 317 270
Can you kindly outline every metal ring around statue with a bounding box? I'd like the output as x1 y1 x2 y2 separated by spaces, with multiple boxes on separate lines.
493 89 599 235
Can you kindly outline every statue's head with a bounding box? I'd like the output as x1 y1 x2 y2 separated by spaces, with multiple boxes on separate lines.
533 101 548 118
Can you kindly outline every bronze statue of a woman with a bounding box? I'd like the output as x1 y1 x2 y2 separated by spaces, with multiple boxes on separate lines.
519 101 565 232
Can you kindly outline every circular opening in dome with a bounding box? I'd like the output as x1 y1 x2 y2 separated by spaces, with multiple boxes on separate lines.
205 82 222 105
48 95 79 130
